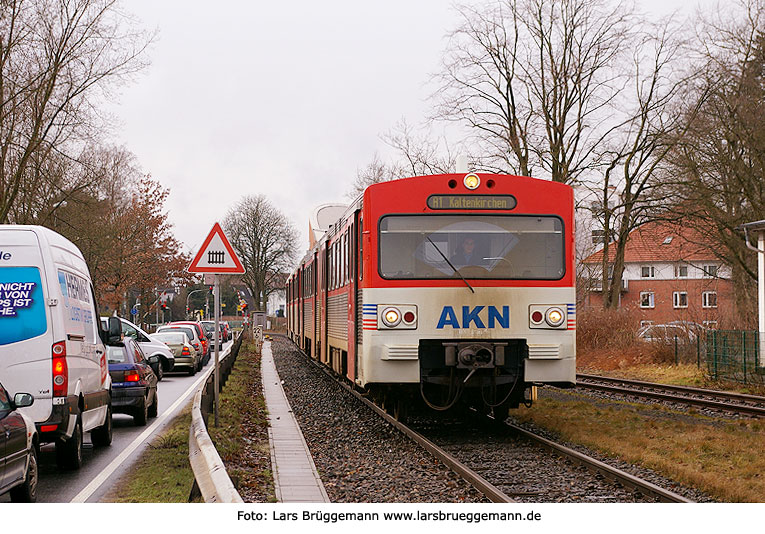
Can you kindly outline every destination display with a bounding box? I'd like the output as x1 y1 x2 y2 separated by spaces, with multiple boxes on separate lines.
427 194 517 210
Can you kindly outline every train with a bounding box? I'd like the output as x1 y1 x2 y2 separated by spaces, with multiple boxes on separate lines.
286 172 575 420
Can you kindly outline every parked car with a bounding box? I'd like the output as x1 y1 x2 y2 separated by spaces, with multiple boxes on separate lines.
156 324 208 366
106 337 158 426
637 324 698 343
0 383 37 502
100 317 175 380
167 321 209 360
151 331 200 375
0 225 112 470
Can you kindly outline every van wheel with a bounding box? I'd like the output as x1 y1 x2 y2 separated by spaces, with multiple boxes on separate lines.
148 392 158 418
155 362 164 381
56 417 83 470
134 397 148 426
91 405 113 447
10 445 38 502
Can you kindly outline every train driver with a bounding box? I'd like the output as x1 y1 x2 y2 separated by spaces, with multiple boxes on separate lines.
451 236 481 267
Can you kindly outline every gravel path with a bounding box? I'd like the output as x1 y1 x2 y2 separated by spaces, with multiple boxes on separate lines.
270 337 487 503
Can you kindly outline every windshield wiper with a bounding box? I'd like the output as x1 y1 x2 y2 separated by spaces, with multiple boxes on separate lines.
426 236 474 293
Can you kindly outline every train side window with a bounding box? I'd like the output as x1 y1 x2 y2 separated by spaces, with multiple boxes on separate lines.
343 232 348 285
358 218 363 281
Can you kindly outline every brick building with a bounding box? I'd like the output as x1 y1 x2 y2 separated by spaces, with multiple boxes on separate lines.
582 221 734 329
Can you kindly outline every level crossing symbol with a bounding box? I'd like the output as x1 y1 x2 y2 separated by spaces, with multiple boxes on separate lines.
187 222 245 275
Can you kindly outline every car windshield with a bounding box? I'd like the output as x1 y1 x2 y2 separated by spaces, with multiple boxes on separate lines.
153 332 186 344
106 345 128 363
378 215 565 280
158 326 195 341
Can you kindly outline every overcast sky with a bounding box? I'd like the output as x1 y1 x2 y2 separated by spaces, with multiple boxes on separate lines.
108 0 703 259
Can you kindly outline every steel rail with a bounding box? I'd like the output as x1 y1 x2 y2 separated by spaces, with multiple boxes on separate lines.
283 336 691 503
293 344 515 503
503 422 693 503
576 374 765 417
577 373 765 403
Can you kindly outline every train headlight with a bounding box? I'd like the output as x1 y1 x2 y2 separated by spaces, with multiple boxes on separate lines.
381 307 402 327
545 307 565 327
463 173 480 190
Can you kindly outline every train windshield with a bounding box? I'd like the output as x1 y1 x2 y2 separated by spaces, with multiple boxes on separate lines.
378 215 565 280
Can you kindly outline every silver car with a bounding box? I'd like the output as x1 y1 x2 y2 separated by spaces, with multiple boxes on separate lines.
101 317 175 381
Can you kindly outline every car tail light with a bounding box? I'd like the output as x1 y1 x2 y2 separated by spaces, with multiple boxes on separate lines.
52 341 68 397
182 347 191 356
40 424 58 433
125 372 140 382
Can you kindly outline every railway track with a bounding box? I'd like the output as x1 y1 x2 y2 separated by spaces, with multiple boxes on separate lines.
291 340 691 503
576 373 765 418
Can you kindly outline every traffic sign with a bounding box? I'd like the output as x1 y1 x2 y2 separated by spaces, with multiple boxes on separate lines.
188 222 245 274
130 307 138 316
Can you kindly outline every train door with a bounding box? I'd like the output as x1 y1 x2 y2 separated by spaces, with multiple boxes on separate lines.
346 216 358 382
319 243 329 365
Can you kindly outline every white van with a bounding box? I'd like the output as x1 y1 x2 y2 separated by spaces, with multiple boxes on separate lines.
0 225 112 469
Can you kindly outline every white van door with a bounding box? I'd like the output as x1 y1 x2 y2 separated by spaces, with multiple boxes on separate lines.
56 269 107 431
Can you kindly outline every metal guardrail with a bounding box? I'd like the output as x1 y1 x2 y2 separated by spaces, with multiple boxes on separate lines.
188 332 245 503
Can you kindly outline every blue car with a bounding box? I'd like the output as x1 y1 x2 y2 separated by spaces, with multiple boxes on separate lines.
106 338 158 426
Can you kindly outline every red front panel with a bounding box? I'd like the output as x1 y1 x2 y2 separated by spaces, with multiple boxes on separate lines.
360 173 575 290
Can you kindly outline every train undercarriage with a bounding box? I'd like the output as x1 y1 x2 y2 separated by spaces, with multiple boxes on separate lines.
367 338 533 422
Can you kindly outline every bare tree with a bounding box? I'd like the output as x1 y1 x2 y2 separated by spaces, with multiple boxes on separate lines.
349 120 462 198
223 195 298 312
0 0 152 223
587 20 702 308
666 0 765 322
434 0 632 184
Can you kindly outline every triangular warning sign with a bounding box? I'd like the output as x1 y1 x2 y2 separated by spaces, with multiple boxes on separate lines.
188 222 246 274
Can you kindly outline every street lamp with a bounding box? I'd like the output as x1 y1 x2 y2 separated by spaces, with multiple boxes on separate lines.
185 289 209 320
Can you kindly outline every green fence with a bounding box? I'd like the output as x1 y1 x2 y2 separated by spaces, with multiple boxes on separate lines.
703 330 765 384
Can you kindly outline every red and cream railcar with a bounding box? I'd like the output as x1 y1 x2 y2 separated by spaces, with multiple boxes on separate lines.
287 173 575 417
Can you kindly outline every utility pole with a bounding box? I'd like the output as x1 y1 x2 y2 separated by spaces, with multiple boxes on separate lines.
213 275 221 427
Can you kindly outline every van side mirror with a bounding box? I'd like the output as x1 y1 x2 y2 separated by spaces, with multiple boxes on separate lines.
108 317 122 344
13 393 34 408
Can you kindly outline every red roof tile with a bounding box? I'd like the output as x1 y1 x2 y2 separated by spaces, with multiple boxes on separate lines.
584 220 719 264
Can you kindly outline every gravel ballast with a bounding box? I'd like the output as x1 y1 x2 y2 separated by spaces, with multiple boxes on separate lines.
270 337 487 503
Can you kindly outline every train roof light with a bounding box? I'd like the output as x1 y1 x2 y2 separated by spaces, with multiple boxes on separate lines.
463 173 480 190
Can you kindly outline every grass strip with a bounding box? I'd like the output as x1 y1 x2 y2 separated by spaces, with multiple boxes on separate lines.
515 392 765 502
207 341 274 502
104 405 198 503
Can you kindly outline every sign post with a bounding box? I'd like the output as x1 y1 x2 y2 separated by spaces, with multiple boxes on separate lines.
187 222 246 426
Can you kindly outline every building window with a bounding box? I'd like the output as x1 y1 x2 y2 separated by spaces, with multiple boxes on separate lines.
640 292 655 308
702 291 718 308
673 291 688 308
591 229 606 245
703 264 718 277
641 266 655 278
675 264 688 278
703 321 718 329
640 320 654 328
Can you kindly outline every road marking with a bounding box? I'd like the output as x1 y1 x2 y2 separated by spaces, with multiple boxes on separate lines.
70 366 215 503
